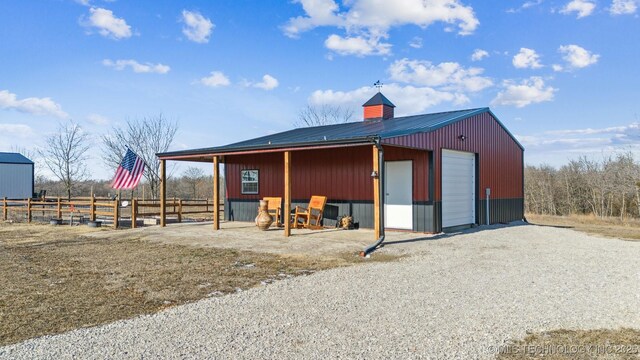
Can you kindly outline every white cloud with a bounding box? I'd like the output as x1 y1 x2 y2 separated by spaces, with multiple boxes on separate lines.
83 7 132 39
409 36 423 49
199 71 231 87
545 124 636 135
471 49 489 61
253 74 279 90
75 0 91 6
102 59 170 74
0 124 34 139
558 44 599 69
0 90 68 118
86 113 110 125
309 83 469 116
388 58 493 92
491 77 556 108
507 0 543 12
284 0 479 56
324 33 391 56
560 0 596 18
181 10 214 43
512 48 543 69
610 0 637 14
517 122 640 165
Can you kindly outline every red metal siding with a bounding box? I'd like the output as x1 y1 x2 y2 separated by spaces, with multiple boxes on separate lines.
385 146 429 201
226 146 373 201
225 145 429 201
383 105 394 119
383 112 523 201
364 105 383 119
363 105 394 120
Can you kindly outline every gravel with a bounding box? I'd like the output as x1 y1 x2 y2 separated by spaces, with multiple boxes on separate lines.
2 223 639 359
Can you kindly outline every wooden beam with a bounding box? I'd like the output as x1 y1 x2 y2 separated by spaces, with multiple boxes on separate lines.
160 159 166 227
113 196 119 229
373 145 380 239
284 151 291 237
131 198 137 228
213 156 220 230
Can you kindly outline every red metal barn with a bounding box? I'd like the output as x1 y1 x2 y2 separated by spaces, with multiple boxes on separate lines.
158 92 524 236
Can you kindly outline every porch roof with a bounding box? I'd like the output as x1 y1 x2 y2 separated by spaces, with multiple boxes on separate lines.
158 107 520 160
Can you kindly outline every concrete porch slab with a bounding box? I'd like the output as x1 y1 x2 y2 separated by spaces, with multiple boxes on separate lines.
84 221 441 256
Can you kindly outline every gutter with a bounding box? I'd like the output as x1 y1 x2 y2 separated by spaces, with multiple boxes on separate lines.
360 136 385 256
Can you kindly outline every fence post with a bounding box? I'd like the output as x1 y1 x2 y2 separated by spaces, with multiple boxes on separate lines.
131 198 137 229
90 195 96 221
27 198 32 223
113 197 119 229
3 197 7 221
178 199 183 223
57 197 62 219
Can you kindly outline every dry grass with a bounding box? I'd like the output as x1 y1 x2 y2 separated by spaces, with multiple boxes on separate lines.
0 222 397 346
526 213 640 241
497 328 640 359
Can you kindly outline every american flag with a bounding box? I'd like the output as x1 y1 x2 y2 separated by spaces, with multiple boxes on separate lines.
111 149 145 189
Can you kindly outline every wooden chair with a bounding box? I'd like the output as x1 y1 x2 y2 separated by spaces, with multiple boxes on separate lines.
263 197 282 227
293 196 327 229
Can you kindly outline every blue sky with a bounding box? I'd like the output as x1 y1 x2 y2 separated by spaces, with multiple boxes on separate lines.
0 0 639 179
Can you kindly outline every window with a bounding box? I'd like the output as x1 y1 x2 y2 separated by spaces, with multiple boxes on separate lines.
241 169 259 194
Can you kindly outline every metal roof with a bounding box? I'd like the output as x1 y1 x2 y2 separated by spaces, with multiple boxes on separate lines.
159 107 523 158
0 152 34 164
363 92 395 107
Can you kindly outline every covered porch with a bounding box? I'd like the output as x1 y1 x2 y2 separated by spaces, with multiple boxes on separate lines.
156 141 386 240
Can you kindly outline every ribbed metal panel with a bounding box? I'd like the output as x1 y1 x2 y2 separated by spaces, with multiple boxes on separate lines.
383 112 523 201
225 145 430 203
0 163 33 199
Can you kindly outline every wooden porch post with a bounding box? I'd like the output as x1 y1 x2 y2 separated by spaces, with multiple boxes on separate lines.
131 198 137 229
284 151 291 237
373 145 380 239
213 156 220 230
160 159 166 227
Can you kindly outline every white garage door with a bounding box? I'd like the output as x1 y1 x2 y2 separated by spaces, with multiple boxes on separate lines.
442 150 475 228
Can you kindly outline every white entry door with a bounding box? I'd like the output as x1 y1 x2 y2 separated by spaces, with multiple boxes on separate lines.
384 161 413 229
442 150 475 228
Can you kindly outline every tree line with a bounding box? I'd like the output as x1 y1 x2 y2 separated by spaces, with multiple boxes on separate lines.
525 152 640 219
35 167 223 201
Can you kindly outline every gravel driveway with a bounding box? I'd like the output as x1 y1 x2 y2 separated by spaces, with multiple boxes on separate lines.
2 223 639 359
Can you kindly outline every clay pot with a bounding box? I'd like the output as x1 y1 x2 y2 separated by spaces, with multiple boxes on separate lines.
255 200 273 231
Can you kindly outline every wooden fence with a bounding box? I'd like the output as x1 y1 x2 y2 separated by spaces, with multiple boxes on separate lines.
2 197 223 229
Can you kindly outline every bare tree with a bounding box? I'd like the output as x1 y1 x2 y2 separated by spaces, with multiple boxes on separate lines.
102 114 177 199
294 104 354 128
525 152 640 219
38 121 91 200
182 166 205 199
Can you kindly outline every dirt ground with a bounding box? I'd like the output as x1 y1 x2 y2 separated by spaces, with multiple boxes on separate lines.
0 222 396 346
526 213 640 241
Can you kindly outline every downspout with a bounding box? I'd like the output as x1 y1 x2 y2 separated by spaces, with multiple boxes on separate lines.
361 136 385 256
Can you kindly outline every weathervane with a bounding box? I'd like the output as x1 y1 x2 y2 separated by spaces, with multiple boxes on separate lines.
373 80 383 92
